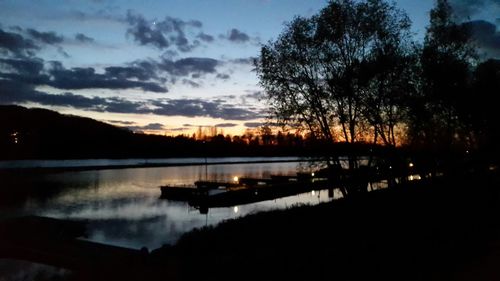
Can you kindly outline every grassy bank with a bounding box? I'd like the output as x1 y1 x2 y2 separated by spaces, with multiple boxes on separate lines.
151 169 500 281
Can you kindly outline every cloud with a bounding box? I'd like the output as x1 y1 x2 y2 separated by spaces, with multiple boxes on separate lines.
151 99 259 120
214 123 238 128
126 10 205 52
450 0 500 19
107 120 136 125
0 78 261 120
0 57 167 93
244 91 264 100
104 64 159 81
166 127 189 132
0 57 44 75
464 20 500 57
230 57 257 65
75 33 95 43
196 32 214 42
47 62 167 92
216 73 230 80
182 79 200 88
226 28 250 43
26 28 63 45
244 122 264 128
156 57 219 76
128 123 165 131
0 28 38 56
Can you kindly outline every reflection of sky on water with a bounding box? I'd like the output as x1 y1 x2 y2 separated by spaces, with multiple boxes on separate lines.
3 160 337 249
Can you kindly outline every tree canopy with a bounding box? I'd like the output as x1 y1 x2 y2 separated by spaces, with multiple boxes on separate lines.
256 0 414 146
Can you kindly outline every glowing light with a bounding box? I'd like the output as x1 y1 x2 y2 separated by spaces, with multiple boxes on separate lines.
233 176 239 182
233 206 239 213
389 166 392 169
408 174 421 181
311 190 315 196
311 172 315 177
409 163 414 168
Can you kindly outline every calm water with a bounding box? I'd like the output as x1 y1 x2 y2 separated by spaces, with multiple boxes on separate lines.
0 158 340 250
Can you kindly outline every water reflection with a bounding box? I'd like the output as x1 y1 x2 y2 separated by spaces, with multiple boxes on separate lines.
0 161 337 249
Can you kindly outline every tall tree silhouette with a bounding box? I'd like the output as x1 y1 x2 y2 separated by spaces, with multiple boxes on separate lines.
255 0 413 148
410 0 476 149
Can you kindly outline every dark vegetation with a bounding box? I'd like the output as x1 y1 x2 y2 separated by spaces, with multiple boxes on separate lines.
255 0 500 168
0 104 345 160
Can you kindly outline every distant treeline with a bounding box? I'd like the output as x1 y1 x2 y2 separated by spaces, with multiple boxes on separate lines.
0 105 386 160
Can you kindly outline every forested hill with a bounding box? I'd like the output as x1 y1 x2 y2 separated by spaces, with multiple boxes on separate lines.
0 105 141 159
0 105 316 160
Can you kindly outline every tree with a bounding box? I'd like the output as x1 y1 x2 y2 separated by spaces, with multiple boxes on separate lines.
410 0 476 149
255 0 414 148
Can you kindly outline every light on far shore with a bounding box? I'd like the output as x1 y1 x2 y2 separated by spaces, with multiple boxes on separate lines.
233 176 239 182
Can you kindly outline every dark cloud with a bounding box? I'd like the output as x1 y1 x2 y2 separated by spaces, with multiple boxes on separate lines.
182 79 200 88
0 28 38 56
107 120 136 125
450 0 500 19
47 63 167 92
75 33 95 43
230 57 257 65
26 28 63 45
0 78 260 120
126 11 169 48
104 65 158 81
156 57 219 76
126 10 205 52
244 91 264 100
214 123 238 128
216 73 230 80
0 58 44 75
128 123 165 131
464 20 500 57
244 122 264 128
226 28 250 43
196 32 214 42
0 56 167 93
151 99 259 120
166 127 189 131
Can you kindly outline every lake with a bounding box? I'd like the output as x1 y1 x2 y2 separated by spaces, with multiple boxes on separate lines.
0 158 340 250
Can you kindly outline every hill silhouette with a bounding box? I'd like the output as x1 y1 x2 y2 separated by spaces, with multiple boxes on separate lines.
0 105 204 159
0 105 326 160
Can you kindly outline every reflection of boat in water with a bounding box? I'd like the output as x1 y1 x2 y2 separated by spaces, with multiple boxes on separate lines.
160 174 331 211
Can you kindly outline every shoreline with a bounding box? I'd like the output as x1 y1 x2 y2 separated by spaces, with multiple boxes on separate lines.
0 157 312 173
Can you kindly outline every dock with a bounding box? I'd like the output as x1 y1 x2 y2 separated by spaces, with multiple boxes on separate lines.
160 174 332 210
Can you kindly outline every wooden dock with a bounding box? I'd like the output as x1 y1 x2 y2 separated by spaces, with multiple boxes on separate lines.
160 174 332 210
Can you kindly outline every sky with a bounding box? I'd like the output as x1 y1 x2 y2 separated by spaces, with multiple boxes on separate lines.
1 0 499 136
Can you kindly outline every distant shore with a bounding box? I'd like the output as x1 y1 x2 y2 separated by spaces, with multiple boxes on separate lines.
0 156 311 173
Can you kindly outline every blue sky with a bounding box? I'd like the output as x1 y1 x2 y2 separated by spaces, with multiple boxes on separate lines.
1 0 499 135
